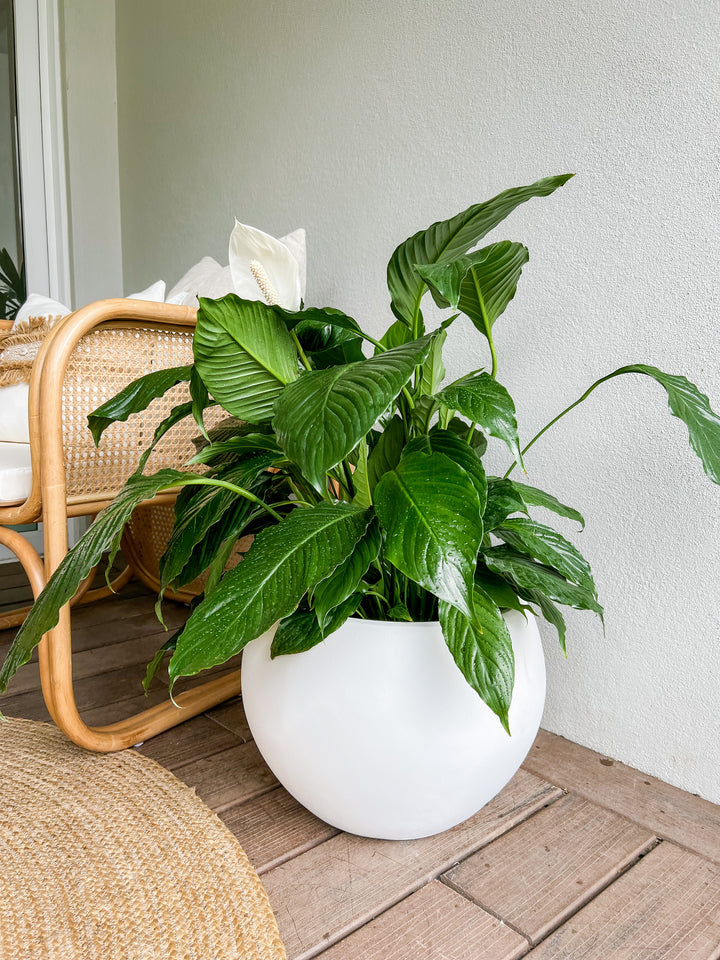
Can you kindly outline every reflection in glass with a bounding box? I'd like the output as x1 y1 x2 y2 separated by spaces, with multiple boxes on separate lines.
0 0 24 319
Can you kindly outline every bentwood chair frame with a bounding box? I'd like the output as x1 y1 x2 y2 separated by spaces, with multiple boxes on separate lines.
0 299 242 751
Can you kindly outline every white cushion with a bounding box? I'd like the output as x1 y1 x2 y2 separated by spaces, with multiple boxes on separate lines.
14 293 71 328
0 441 32 505
168 228 306 309
126 280 166 302
0 384 29 443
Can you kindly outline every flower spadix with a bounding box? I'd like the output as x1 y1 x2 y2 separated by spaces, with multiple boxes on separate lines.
229 220 303 310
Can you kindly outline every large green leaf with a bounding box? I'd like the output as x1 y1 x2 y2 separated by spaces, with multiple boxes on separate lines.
273 334 434 490
439 586 515 733
615 365 720 485
387 174 572 327
437 373 524 468
496 518 596 595
87 365 192 444
475 568 529 614
0 469 203 695
193 295 298 423
483 546 603 617
374 451 483 620
312 520 381 631
417 241 529 339
168 503 373 686
507 480 584 529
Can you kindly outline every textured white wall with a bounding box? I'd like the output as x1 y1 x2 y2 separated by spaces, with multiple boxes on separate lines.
116 0 720 801
61 0 123 306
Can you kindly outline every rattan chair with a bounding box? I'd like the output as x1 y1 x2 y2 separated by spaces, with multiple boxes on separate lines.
0 299 242 751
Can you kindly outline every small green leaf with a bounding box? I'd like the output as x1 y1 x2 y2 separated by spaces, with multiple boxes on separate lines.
439 586 515 733
496 518 597 595
189 366 211 440
617 365 720 485
312 520 382 632
367 416 406 493
437 373 524 469
425 428 487 512
417 241 529 339
273 334 434 490
483 546 603 618
376 319 413 352
419 328 447 395
522 587 568 655
375 451 483 620
135 401 193 475
168 503 373 685
387 603 413 621
194 295 299 423
475 568 529 614
87 365 192 445
271 593 363 658
352 440 372 509
484 478 529 533
508 480 584 529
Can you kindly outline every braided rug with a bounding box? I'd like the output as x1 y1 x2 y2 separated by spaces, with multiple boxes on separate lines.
0 718 286 960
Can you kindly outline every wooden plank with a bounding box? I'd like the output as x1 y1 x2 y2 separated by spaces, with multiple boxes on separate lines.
1 632 171 696
173 740 278 812
444 792 656 944
68 605 189 652
220 786 339 874
319 880 528 960
526 841 720 959
204 697 252 742
262 769 561 960
524 729 720 864
136 714 242 769
0 663 167 721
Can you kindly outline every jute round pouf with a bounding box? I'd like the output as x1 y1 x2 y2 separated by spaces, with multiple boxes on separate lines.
0 718 286 960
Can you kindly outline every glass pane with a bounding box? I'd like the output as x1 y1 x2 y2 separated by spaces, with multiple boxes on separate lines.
0 0 24 319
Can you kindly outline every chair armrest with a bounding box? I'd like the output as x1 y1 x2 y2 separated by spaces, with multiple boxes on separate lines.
26 299 199 517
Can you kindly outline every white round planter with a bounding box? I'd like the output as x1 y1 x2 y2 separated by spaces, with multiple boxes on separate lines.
241 610 545 840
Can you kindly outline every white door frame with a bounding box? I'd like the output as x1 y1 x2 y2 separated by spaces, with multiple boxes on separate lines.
0 1 85 563
13 0 71 303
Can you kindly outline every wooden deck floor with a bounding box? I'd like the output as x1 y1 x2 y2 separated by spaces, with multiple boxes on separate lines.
2 564 720 959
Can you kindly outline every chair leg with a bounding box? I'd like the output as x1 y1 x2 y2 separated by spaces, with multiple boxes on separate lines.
35 492 241 751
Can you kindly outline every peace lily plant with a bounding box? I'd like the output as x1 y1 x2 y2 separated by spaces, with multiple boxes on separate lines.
2 174 720 734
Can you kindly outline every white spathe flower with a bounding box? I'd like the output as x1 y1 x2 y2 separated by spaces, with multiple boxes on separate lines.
229 220 304 311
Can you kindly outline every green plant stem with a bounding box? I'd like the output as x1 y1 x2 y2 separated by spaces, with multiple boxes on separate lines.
291 331 313 371
465 420 477 443
471 268 498 377
179 477 284 521
504 369 629 478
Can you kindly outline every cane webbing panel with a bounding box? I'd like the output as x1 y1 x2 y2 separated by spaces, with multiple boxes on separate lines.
61 326 220 498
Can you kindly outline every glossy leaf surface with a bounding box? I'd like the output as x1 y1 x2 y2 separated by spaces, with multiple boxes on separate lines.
483 546 603 617
387 174 572 326
438 373 524 468
273 335 434 490
194 295 298 423
417 241 529 338
168 503 373 685
496 518 596 595
312 520 382 631
374 451 483 619
270 593 363 658
439 586 515 732
88 365 191 444
508 480 584 529
0 469 202 694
